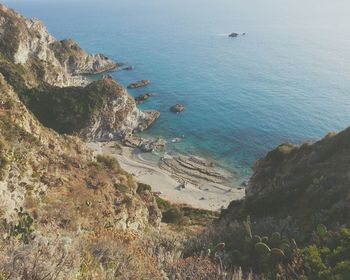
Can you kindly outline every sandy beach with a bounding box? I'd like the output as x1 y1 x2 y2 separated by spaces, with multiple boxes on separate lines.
88 141 245 211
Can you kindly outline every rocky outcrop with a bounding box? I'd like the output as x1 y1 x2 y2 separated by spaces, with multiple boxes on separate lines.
123 66 134 71
50 39 117 75
123 135 166 152
135 92 155 104
159 155 232 185
224 128 350 228
80 77 160 141
127 80 150 89
228 32 239 37
0 4 159 141
0 73 160 231
0 4 116 87
170 103 184 113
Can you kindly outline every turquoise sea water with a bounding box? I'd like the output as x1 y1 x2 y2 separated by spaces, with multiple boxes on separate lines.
4 0 350 183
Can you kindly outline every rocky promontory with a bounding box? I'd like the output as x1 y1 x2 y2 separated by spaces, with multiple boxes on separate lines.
0 4 117 87
0 4 159 141
50 38 117 75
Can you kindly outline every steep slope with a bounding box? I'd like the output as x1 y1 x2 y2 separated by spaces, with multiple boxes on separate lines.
0 4 159 140
0 4 116 87
222 129 350 229
0 73 160 230
21 76 160 139
182 129 350 279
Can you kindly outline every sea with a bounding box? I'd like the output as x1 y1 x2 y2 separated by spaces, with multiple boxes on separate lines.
4 0 350 184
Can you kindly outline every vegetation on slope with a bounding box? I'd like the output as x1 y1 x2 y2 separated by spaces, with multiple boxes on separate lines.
0 53 125 135
180 129 350 279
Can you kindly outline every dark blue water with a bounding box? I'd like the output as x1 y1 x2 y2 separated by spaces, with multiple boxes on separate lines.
5 0 350 183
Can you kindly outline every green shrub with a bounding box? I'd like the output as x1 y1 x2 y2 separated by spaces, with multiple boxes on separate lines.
113 183 129 193
10 207 34 244
96 155 120 171
0 155 10 179
162 207 184 225
156 197 172 211
136 183 152 194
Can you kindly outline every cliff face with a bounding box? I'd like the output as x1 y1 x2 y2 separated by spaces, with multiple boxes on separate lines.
223 129 350 228
0 4 159 140
0 73 161 230
0 4 116 87
80 77 160 141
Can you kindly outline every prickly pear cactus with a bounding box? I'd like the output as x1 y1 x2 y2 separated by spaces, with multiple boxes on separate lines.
317 224 327 237
270 248 285 261
243 216 252 239
210 242 225 258
253 235 262 243
255 242 271 255
262 236 269 243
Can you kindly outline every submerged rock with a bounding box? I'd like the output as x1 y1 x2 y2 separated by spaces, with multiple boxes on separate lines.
127 80 150 89
123 66 134 71
170 104 184 113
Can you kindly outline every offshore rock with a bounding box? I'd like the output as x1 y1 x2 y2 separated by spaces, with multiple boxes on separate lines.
170 103 184 113
127 80 150 89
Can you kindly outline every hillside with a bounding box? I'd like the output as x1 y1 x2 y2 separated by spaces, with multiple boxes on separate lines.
186 129 350 279
224 129 350 229
0 4 159 141
0 3 349 280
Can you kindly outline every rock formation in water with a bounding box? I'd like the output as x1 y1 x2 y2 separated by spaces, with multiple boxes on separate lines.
170 103 184 113
127 80 150 89
0 4 159 140
135 92 155 104
228 32 239 37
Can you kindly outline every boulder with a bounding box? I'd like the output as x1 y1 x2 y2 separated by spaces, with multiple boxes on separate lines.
127 80 150 89
138 138 166 152
135 93 155 104
228 32 239 38
123 136 166 152
170 104 184 113
123 66 134 71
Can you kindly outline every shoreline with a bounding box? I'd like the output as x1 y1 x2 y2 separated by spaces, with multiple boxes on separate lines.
88 141 245 211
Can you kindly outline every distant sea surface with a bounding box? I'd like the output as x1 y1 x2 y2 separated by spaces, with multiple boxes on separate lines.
5 0 350 184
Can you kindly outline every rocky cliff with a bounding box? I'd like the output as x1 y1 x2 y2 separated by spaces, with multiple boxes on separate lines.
79 77 160 141
0 4 116 87
181 129 350 280
0 4 159 140
0 73 161 230
222 129 350 229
